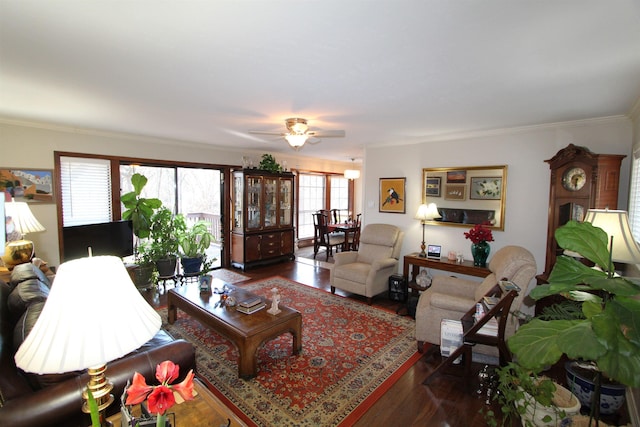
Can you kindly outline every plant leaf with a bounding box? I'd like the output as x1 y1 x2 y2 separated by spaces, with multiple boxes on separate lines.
507 319 605 372
591 306 640 387
555 220 611 269
131 173 148 195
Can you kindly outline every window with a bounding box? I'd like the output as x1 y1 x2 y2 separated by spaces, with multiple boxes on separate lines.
59 156 112 226
56 152 224 268
629 148 640 241
298 174 325 239
297 173 352 239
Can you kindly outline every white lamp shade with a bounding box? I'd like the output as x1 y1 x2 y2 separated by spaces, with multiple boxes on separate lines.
15 256 161 373
284 133 308 148
344 169 360 180
415 203 441 221
584 209 640 264
5 201 45 235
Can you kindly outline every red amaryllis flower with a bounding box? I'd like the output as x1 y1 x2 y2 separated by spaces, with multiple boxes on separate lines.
172 369 196 402
147 385 176 415
156 360 180 385
125 372 153 405
464 223 494 244
124 360 195 424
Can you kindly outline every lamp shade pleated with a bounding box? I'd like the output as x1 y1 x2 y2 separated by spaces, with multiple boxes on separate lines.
15 256 161 373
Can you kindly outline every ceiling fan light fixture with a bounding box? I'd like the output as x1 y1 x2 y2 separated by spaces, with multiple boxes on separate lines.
286 118 309 134
285 133 308 148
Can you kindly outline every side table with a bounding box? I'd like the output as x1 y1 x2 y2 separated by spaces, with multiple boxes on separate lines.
403 253 491 284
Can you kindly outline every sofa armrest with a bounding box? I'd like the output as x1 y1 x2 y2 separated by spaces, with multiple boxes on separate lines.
0 337 195 427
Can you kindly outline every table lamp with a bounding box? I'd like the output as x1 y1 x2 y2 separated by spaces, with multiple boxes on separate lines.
15 256 162 426
583 208 640 264
2 200 46 268
415 203 441 257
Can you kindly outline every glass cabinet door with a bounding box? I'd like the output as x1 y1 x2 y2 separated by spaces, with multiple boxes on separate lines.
279 177 292 226
264 177 277 228
233 172 244 230
247 175 262 230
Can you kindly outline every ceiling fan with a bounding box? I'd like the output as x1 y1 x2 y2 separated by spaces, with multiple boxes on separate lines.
249 118 346 149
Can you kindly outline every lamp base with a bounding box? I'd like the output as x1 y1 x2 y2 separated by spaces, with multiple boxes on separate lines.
2 239 35 269
418 242 427 258
82 364 114 427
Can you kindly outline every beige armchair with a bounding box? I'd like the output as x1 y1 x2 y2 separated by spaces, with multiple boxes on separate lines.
415 245 536 357
330 224 404 304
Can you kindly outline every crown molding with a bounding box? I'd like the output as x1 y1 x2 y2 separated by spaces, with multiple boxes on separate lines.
370 115 631 148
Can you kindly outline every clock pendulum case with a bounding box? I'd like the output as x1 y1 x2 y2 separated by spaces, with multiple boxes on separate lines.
541 144 625 280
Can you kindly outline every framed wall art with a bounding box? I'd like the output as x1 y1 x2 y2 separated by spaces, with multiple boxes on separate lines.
379 177 406 213
422 165 508 230
444 184 466 201
470 177 503 200
424 176 441 198
0 168 55 204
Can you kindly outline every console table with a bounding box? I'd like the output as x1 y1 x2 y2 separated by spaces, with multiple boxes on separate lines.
403 253 491 286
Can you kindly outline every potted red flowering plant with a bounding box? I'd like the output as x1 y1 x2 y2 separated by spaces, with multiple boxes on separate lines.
124 360 195 427
464 223 494 267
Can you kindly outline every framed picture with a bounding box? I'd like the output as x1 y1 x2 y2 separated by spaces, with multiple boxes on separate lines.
444 184 466 201
470 177 503 200
0 168 55 204
446 170 467 183
425 177 441 198
379 177 406 213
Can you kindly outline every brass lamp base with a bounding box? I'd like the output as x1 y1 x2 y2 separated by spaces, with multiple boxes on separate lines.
2 240 35 269
82 364 114 427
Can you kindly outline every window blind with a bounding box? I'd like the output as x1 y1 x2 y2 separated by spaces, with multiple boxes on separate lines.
628 147 640 242
60 156 112 226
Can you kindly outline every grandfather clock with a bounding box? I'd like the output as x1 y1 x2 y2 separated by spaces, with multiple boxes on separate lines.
541 144 625 279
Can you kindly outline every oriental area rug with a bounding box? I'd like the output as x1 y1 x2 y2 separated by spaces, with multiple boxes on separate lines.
159 276 420 426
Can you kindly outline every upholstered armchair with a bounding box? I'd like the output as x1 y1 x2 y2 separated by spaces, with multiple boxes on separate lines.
330 224 404 304
415 245 536 357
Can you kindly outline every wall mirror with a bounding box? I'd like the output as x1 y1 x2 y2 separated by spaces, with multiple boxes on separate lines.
422 165 507 230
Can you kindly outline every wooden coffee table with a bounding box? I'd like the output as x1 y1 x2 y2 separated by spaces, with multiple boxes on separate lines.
167 280 302 379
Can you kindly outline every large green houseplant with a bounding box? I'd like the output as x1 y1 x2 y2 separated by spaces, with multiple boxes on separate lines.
178 220 214 275
121 173 162 288
507 220 640 417
148 207 186 277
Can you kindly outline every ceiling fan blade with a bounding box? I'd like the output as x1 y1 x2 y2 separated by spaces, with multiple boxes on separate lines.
307 130 346 138
248 130 286 136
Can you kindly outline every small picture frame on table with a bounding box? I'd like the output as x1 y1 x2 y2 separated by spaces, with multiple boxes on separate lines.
427 244 442 259
199 274 212 292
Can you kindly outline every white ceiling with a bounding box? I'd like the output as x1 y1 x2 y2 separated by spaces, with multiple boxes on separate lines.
2 1 640 162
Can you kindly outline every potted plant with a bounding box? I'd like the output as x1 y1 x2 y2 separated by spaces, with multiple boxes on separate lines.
121 173 162 288
258 153 283 173
178 220 214 275
506 220 640 419
148 207 186 278
487 362 581 427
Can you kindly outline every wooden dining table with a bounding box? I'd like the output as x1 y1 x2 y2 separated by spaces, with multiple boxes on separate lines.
327 222 360 251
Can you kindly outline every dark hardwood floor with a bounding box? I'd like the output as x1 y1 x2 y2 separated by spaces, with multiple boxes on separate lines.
143 256 496 426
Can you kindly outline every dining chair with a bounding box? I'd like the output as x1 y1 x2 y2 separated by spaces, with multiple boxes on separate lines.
344 213 362 251
312 212 345 260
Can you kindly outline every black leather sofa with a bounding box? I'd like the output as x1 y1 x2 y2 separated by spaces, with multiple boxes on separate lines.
0 263 196 427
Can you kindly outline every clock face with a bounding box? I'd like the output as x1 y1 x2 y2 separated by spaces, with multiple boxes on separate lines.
562 167 587 191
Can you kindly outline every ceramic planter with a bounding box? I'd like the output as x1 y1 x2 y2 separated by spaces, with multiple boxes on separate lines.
565 361 626 415
517 381 581 427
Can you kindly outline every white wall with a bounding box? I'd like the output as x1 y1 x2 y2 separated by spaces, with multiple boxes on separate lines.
0 121 361 266
363 117 634 278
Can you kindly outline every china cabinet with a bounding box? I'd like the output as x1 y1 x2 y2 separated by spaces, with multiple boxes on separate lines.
231 169 295 270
